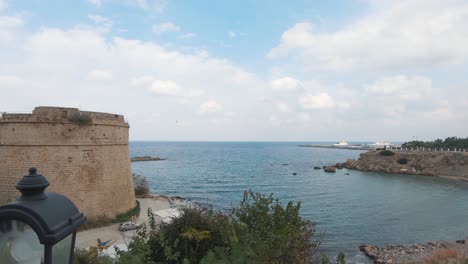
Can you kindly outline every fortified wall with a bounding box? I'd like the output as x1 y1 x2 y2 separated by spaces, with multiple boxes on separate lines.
0 107 136 218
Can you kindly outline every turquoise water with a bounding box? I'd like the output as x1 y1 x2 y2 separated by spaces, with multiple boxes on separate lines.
130 141 468 263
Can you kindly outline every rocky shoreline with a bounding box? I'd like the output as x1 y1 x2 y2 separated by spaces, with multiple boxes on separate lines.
343 150 468 179
360 239 468 264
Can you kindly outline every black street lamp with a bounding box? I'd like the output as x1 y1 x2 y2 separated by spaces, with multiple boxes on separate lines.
0 168 86 263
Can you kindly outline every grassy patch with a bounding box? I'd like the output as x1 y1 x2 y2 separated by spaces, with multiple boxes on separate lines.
397 157 409 165
114 200 141 223
68 113 92 125
78 201 140 231
379 150 395 156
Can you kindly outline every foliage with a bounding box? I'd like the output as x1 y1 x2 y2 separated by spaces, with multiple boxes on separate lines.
403 137 468 149
321 253 331 264
337 251 346 264
68 113 92 125
319 252 346 264
133 173 150 196
73 247 113 264
78 201 140 231
114 200 141 223
397 157 409 165
379 150 395 156
78 215 113 231
233 191 317 264
117 191 319 264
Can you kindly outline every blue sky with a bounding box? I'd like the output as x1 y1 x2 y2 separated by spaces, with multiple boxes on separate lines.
1 0 467 141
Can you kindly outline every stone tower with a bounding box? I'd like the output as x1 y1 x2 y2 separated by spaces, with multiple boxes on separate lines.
0 106 136 219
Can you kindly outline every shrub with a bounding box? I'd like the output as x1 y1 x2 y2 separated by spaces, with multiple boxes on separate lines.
337 251 346 264
397 157 409 165
73 247 113 264
68 113 92 125
115 200 140 223
133 173 150 196
379 150 395 156
118 191 319 264
78 201 140 231
233 191 317 263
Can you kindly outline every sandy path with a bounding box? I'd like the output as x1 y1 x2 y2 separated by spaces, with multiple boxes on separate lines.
75 196 172 249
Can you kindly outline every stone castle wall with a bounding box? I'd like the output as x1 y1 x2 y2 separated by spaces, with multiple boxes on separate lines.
0 107 136 218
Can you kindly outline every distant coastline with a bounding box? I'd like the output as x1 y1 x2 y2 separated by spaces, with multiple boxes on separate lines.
298 144 372 151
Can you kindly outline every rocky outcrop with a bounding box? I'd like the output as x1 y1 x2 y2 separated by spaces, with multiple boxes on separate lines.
324 166 337 173
360 242 442 263
360 239 468 264
345 151 468 178
131 156 167 162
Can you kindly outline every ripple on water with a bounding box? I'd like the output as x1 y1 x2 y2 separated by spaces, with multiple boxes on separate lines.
131 141 468 261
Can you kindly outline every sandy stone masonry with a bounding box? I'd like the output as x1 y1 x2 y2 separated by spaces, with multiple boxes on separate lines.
0 106 136 219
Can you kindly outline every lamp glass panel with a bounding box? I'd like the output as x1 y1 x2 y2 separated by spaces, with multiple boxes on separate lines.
0 219 44 264
51 233 73 263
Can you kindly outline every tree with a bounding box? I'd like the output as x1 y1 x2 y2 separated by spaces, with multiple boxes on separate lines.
132 173 150 196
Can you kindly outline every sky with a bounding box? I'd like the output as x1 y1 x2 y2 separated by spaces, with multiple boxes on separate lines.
0 0 467 141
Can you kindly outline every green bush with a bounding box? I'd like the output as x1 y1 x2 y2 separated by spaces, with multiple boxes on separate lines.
117 191 319 264
78 201 140 231
68 113 92 125
232 191 316 263
379 150 395 156
114 200 140 223
133 173 150 196
73 247 113 264
397 157 409 165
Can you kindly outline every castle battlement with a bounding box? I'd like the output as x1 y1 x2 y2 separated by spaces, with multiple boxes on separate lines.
1 106 128 127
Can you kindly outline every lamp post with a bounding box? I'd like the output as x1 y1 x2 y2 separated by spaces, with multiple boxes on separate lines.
0 168 86 263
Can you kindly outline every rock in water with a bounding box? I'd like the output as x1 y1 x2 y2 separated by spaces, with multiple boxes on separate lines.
324 166 337 173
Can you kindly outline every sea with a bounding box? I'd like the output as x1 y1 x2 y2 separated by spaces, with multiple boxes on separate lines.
130 141 468 263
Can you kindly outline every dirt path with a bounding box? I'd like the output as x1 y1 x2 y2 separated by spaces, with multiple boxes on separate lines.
75 196 173 249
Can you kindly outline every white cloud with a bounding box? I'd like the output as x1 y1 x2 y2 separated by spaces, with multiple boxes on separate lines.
130 75 153 86
129 0 166 12
277 103 291 113
271 77 301 92
187 89 204 97
179 32 196 39
88 0 102 8
0 15 23 42
269 0 468 70
0 15 23 27
88 14 109 24
148 80 180 96
0 75 24 86
86 70 113 81
228 31 236 39
366 75 433 101
299 93 335 110
152 22 180 34
133 77 204 99
200 100 223 113
1 6 467 140
88 14 113 32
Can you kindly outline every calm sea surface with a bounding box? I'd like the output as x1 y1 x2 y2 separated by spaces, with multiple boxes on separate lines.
130 141 468 263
